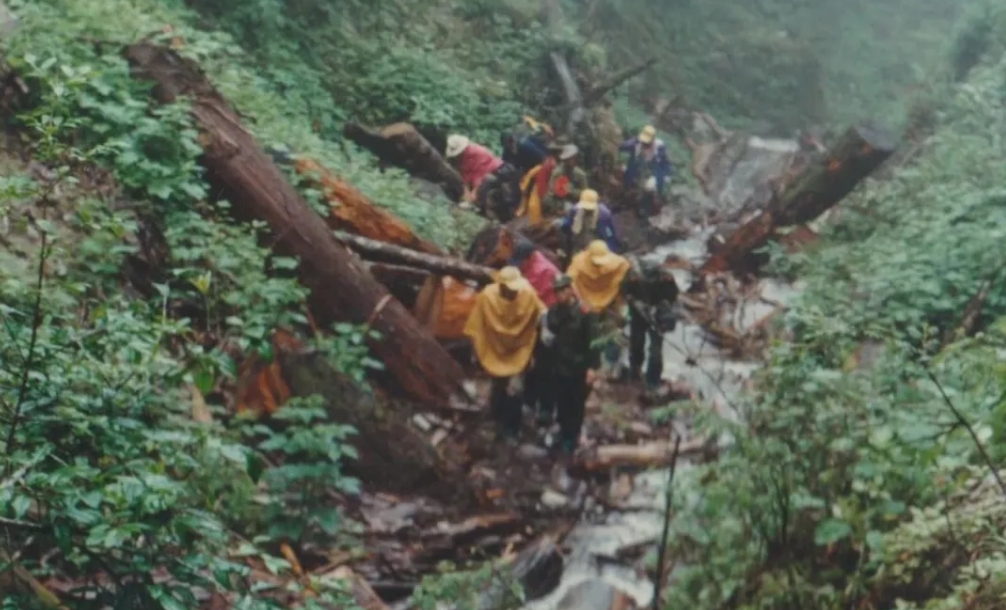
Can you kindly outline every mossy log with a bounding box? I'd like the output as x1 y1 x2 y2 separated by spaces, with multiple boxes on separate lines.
124 42 469 406
343 122 465 202
700 123 897 275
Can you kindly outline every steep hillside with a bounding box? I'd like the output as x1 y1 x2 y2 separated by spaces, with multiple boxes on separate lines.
4 0 1006 608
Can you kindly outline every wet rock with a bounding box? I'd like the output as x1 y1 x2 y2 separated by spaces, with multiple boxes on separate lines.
608 474 633 504
519 443 549 460
541 488 569 509
557 580 633 610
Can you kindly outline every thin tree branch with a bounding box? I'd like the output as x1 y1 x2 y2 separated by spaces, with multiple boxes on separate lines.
921 364 1006 497
651 434 682 610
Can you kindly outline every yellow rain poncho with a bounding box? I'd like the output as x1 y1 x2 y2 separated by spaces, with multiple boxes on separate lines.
464 267 546 377
515 164 545 225
567 240 630 312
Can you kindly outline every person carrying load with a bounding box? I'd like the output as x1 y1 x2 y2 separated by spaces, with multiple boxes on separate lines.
623 259 680 396
446 134 520 220
566 240 631 380
557 189 619 263
463 266 546 443
542 144 589 218
501 115 555 176
619 125 673 218
538 274 601 454
507 237 562 428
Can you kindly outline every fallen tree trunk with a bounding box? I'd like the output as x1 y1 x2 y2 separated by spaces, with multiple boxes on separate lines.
291 157 445 255
234 330 471 499
700 123 896 275
542 0 585 136
124 42 469 405
580 437 709 472
336 231 496 284
343 122 465 202
365 262 431 286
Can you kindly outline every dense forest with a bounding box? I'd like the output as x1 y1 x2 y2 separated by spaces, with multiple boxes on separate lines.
2 0 1006 608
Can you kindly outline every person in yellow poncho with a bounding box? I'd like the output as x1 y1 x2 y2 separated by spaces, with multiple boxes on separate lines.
464 266 546 441
566 240 632 381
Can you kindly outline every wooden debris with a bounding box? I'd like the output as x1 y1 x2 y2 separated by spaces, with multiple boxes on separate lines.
701 123 897 275
343 122 465 202
292 157 445 255
124 42 469 405
579 437 709 471
335 231 496 284
275 332 473 498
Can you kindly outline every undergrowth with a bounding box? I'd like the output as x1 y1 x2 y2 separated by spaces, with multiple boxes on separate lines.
665 8 1006 609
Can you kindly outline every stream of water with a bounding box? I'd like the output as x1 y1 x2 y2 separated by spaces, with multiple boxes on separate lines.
524 228 802 610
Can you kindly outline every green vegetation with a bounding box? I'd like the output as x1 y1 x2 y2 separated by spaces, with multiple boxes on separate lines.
665 5 1006 608
3 0 1006 608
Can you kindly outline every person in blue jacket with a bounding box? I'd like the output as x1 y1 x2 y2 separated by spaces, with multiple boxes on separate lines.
619 124 673 217
556 189 620 264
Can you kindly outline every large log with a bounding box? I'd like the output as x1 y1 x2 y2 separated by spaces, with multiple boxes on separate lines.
278 347 469 499
336 231 496 284
700 123 897 275
291 156 445 255
579 437 710 472
343 122 465 202
124 43 469 406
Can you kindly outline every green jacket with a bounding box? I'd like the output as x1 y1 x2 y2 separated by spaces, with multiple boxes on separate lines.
543 165 589 216
544 299 602 377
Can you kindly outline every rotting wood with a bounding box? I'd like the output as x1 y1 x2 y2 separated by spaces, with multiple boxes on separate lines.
700 123 897 276
291 156 445 255
365 262 431 287
123 42 469 405
343 122 465 202
579 437 709 472
335 230 496 284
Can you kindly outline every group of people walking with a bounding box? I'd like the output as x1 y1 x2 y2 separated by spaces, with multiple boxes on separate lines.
462 236 679 454
448 119 680 455
444 119 673 228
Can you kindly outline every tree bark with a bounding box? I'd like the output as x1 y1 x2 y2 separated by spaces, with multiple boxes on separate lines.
336 231 496 283
124 42 468 405
291 156 445 255
278 348 470 499
542 0 585 136
343 122 465 202
582 57 657 106
700 123 897 275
